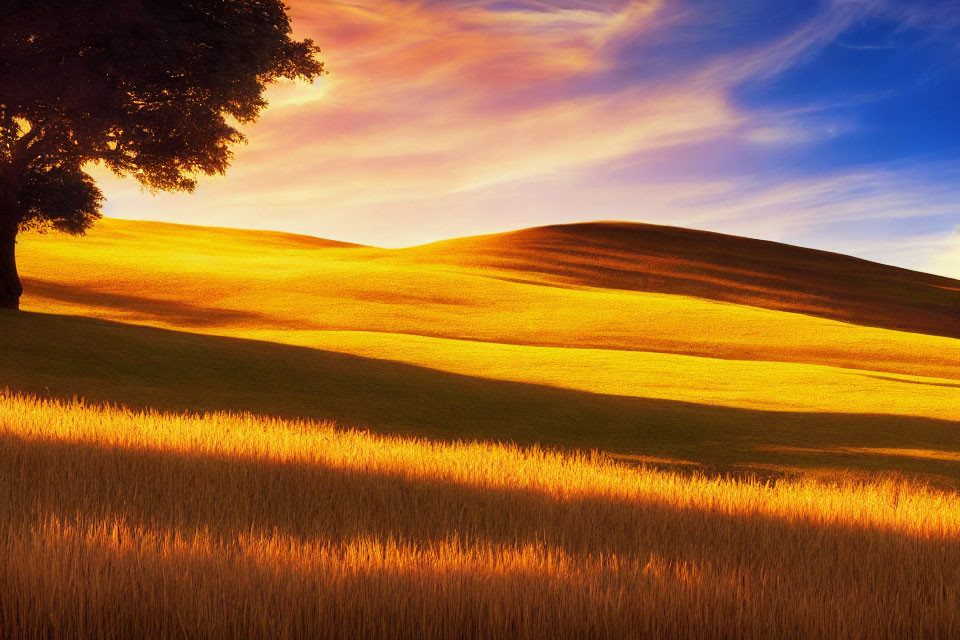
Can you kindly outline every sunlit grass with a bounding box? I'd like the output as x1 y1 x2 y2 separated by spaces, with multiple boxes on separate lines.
18 218 960 389
4 307 958 488
1 391 958 638
5 210 958 637
5 391 959 533
6 217 959 488
230 329 960 420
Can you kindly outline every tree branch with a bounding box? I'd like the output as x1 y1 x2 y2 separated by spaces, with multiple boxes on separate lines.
10 123 42 173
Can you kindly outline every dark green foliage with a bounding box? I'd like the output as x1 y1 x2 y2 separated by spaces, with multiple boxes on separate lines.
19 165 104 235
0 0 323 307
0 0 323 196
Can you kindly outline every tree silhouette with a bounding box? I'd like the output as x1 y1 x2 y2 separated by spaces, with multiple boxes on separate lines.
0 0 323 309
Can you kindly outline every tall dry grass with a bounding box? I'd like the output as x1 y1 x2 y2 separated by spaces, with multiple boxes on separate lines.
1 391 959 638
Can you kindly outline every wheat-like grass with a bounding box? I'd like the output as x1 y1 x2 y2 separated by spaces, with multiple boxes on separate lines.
1 391 959 638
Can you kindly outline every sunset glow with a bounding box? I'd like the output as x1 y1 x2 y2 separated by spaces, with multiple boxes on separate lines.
4 2 959 636
85 0 960 276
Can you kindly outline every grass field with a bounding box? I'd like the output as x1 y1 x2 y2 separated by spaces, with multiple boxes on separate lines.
2 217 959 636
7 218 960 483
2 392 959 638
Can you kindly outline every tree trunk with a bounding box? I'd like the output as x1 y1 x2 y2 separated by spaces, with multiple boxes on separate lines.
0 222 21 310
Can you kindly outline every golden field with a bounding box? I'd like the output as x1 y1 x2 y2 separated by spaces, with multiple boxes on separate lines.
8 218 960 483
2 392 959 638
2 217 959 636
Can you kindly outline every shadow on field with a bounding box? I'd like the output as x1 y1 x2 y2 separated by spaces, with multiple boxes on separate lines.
410 222 960 339
21 277 271 328
1 428 958 561
3 429 959 637
3 309 960 486
859 373 960 390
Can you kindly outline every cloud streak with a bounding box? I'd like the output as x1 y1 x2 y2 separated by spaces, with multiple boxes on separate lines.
90 0 960 277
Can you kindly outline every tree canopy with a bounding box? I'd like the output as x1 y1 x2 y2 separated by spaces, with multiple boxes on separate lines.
0 0 324 308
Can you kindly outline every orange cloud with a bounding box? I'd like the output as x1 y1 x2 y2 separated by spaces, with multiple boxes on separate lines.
118 1 735 208
86 0 959 278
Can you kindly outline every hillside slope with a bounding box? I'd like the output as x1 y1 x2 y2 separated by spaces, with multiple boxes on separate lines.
15 218 960 379
6 217 960 485
3 310 960 485
403 222 960 339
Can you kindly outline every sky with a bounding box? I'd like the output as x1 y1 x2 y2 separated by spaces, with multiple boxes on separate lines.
93 0 960 277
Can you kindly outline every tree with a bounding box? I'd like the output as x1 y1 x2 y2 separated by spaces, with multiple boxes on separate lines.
0 0 323 309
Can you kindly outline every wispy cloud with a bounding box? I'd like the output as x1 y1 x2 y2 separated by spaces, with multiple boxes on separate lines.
90 0 960 277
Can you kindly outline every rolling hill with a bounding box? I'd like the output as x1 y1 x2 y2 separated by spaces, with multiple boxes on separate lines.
404 222 960 338
4 216 960 637
5 217 960 485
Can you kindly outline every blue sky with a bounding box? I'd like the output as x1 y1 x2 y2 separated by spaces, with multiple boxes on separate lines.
95 0 960 276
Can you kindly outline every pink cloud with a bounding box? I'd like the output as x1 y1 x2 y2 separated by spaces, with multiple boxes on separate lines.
85 0 959 278
101 1 734 210
92 0 743 237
